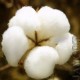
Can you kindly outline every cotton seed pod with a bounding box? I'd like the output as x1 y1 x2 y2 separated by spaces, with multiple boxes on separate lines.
55 33 77 65
24 46 59 79
8 6 41 40
38 6 70 40
1 26 29 66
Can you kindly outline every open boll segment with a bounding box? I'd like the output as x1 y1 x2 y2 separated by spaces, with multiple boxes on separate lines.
55 33 77 65
40 32 77 65
1 26 29 67
24 46 59 79
8 6 41 40
38 6 70 40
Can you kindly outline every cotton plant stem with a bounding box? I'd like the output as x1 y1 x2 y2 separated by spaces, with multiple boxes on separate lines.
35 31 38 45
55 63 73 72
38 38 49 43
0 64 11 71
18 47 34 67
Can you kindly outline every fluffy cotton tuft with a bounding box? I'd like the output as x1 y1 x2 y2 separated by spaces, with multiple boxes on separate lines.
24 46 59 79
38 6 70 40
8 6 41 40
1 26 29 66
55 33 76 65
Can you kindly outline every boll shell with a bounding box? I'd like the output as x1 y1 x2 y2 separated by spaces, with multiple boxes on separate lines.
55 33 76 65
1 26 29 66
8 6 41 40
40 34 67 48
72 35 77 53
24 46 59 79
38 6 70 40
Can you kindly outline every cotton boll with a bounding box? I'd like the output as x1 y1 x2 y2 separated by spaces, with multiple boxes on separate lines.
1 26 29 66
55 33 76 65
38 6 70 40
8 6 40 40
24 46 59 79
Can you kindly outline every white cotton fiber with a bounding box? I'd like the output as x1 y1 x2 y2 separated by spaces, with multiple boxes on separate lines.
40 33 70 48
38 6 70 40
1 26 29 66
8 6 41 40
24 46 59 79
55 33 76 65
